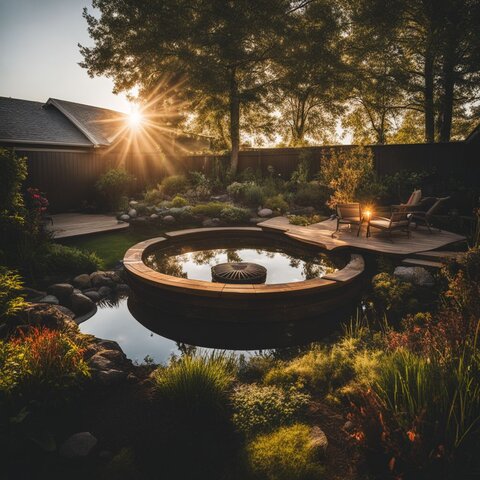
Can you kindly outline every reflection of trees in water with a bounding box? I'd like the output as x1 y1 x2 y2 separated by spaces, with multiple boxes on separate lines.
191 249 219 265
145 254 188 278
226 249 242 263
256 248 275 259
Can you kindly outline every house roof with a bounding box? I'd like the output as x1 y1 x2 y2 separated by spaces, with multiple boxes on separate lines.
0 96 93 147
0 96 128 148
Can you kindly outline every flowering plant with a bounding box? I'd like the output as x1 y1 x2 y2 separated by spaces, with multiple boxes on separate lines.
26 187 49 214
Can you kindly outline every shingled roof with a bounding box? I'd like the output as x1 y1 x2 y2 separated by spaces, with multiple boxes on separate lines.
0 96 127 148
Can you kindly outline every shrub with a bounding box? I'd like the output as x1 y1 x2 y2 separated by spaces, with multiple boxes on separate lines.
170 195 189 208
0 327 90 403
95 169 136 211
371 272 418 317
288 214 325 226
0 148 27 213
161 175 188 197
232 384 310 436
144 186 163 204
264 194 289 213
191 202 228 217
39 244 104 276
220 206 251 224
293 183 330 210
243 184 266 207
290 151 315 184
151 353 236 417
247 423 325 480
0 268 26 324
226 181 248 200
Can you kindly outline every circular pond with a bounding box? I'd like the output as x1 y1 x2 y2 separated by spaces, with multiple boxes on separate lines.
124 227 365 325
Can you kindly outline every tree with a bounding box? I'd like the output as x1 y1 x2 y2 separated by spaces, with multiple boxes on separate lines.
79 0 290 174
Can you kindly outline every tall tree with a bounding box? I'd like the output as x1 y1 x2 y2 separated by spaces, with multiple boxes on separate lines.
80 0 289 173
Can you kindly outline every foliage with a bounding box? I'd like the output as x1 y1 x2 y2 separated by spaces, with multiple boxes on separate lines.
189 171 212 199
293 183 331 210
382 169 431 204
38 243 104 276
247 423 325 480
220 206 251 224
320 146 384 208
144 186 163 205
288 214 325 226
290 152 315 183
161 175 189 197
232 384 310 436
243 184 266 208
151 352 236 417
371 272 418 317
0 327 90 404
95 168 136 211
226 181 247 200
170 195 189 208
0 148 27 214
264 194 289 213
191 202 228 218
0 268 26 324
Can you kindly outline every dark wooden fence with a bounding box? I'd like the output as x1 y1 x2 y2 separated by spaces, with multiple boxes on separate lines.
18 141 479 212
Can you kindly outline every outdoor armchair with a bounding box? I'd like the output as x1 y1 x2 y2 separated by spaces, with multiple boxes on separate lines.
391 188 422 212
410 196 450 232
366 210 411 238
332 203 363 237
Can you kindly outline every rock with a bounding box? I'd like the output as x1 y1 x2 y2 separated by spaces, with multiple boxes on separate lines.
22 287 46 302
60 432 98 459
95 339 124 352
202 218 221 227
17 304 77 332
154 206 165 213
119 214 130 222
115 283 131 295
90 271 116 288
83 290 101 302
39 295 59 305
47 283 74 300
128 208 137 218
73 288 82 295
88 352 116 370
105 271 122 283
72 274 92 290
70 293 95 315
394 266 435 287
249 217 263 224
258 208 273 218
98 286 112 297
310 426 328 457
343 420 354 432
55 305 76 319
150 213 159 219
210 194 229 202
96 369 127 386
135 216 147 222
162 215 175 224
129 200 139 207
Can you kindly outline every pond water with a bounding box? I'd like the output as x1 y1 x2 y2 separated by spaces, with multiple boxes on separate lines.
79 297 255 364
145 244 340 284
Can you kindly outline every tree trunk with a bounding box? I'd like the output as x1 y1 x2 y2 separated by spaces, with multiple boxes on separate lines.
229 69 240 175
438 51 455 142
424 42 435 143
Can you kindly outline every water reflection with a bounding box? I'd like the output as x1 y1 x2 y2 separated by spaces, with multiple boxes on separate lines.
145 245 339 284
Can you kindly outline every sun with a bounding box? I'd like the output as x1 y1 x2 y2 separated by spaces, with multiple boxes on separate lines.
128 107 143 128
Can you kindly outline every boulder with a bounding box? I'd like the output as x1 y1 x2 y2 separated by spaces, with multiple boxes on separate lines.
70 293 95 315
129 200 139 207
39 295 59 305
83 290 101 303
47 283 74 300
310 426 328 457
88 352 116 370
162 215 176 224
96 369 127 386
60 432 98 459
202 218 221 227
249 217 263 224
210 194 229 202
343 420 354 432
150 213 159 219
22 287 46 303
119 214 130 222
128 208 137 218
258 208 273 218
98 286 112 297
394 266 435 287
17 304 77 332
55 305 76 319
72 274 91 290
115 283 131 295
90 271 116 288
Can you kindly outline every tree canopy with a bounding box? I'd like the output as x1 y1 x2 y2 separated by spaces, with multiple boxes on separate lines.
80 0 480 168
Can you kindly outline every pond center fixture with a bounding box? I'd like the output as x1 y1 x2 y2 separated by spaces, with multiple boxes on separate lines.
211 262 267 284
124 227 365 325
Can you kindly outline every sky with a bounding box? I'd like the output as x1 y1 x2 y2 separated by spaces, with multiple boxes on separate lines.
0 0 131 113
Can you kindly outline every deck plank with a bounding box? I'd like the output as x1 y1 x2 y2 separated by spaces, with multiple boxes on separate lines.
258 216 466 256
48 213 129 239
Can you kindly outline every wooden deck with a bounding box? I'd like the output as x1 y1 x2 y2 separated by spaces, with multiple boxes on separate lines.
48 213 129 239
258 216 467 256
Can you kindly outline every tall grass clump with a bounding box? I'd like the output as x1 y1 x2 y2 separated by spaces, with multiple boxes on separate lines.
151 352 236 417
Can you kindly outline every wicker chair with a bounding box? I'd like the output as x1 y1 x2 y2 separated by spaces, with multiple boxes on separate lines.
410 196 450 232
366 210 411 238
332 203 363 238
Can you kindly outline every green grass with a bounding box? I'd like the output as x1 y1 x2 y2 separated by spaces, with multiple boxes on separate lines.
59 229 157 269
